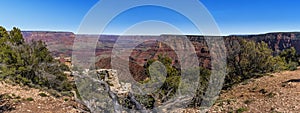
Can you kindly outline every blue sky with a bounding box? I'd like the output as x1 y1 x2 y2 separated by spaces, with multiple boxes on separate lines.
1 0 300 35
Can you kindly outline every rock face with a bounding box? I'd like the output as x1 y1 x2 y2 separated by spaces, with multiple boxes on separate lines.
97 69 132 98
232 32 300 54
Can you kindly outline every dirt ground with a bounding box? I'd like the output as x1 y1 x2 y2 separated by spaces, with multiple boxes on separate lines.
209 68 300 113
0 81 88 113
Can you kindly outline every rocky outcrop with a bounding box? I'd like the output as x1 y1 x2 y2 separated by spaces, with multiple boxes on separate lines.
97 69 132 98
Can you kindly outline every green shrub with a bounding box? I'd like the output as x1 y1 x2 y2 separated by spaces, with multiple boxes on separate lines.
144 55 180 103
287 62 298 71
0 26 73 94
64 98 69 101
224 39 300 89
236 107 248 113
26 97 34 101
119 94 155 109
0 94 12 99
15 96 21 99
38 93 48 97
61 91 73 97
267 92 276 98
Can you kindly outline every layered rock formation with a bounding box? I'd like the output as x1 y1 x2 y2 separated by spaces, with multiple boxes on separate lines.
22 31 75 56
21 31 300 81
232 32 300 54
97 69 132 98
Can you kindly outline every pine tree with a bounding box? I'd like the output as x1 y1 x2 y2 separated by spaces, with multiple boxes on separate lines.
9 27 24 45
0 26 72 92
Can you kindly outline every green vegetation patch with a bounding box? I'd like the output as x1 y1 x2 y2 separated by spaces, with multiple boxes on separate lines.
38 92 48 97
26 97 34 101
0 26 74 97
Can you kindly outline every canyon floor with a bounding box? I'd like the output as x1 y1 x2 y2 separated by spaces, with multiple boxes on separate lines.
1 68 300 113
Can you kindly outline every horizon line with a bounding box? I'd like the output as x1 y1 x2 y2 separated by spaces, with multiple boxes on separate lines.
19 30 300 37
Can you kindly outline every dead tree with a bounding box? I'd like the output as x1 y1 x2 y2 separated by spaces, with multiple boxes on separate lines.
73 70 148 113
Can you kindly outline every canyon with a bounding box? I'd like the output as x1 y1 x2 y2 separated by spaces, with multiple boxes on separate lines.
21 31 300 81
